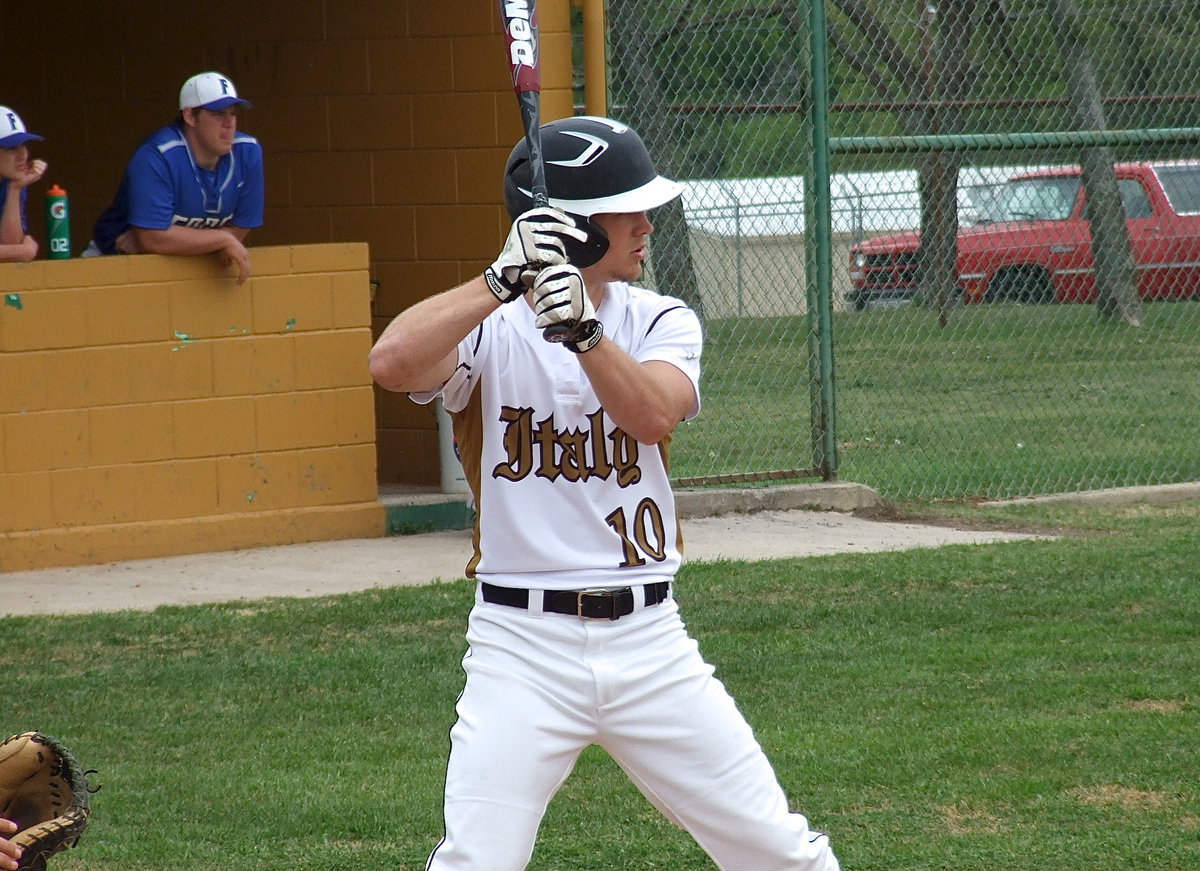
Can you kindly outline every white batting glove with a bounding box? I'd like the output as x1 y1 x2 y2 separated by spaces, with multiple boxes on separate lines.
532 264 604 353
484 207 588 304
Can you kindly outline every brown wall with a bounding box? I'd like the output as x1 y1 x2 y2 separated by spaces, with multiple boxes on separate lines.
0 244 381 571
1 0 578 489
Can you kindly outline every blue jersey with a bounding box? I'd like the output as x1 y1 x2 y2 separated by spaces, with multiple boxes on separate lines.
0 179 29 232
92 124 264 254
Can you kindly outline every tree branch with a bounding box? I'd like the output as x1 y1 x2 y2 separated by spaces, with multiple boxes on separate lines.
828 20 901 105
833 0 923 93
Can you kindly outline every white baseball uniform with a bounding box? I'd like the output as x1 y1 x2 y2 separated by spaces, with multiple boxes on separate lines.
411 281 840 871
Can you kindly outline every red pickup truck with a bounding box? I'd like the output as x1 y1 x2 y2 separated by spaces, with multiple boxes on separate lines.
847 161 1200 308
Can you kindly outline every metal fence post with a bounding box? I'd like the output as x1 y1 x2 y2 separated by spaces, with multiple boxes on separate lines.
806 0 839 480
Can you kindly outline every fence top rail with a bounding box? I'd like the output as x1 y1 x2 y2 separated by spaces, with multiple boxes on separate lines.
830 128 1200 155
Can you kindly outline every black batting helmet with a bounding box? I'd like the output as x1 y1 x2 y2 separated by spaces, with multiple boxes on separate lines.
503 116 684 266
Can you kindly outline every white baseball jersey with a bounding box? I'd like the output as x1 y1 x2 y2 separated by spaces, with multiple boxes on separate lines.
413 280 841 871
413 281 702 589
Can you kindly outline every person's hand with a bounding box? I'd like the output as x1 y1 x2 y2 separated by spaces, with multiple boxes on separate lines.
484 207 587 303
114 229 144 254
12 235 39 260
531 263 604 353
7 158 46 189
0 818 22 871
218 234 251 285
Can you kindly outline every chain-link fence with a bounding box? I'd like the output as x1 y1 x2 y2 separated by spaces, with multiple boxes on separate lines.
597 1 1200 501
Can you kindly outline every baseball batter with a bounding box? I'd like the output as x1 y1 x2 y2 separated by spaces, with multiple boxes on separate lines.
369 116 841 871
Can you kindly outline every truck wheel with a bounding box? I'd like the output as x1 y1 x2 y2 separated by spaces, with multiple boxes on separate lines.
986 267 1054 304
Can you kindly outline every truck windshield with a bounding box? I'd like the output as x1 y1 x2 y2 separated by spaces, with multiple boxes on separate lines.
986 176 1081 222
1154 165 1200 215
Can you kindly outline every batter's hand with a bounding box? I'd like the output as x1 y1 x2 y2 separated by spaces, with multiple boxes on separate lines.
484 207 587 304
532 264 603 353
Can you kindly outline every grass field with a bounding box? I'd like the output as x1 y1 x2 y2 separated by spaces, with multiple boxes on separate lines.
677 300 1200 499
5 498 1197 870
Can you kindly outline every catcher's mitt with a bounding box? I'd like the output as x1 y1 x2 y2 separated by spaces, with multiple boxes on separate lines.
0 732 93 871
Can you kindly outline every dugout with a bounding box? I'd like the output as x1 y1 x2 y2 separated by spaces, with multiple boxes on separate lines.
0 1 603 568
1 0 589 488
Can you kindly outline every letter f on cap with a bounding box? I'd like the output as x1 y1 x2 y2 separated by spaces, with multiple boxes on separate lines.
179 71 253 111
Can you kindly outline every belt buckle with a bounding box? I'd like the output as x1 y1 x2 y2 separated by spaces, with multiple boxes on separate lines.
576 588 615 619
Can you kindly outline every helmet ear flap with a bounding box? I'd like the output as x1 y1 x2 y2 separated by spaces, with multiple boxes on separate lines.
564 215 609 268
503 151 609 268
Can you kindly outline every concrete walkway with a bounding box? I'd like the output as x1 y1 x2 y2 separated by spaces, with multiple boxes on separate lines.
1 483 1048 616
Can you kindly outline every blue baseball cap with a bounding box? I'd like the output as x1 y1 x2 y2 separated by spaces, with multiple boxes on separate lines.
0 106 44 147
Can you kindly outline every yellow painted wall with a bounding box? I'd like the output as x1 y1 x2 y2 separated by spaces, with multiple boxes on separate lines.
1 0 579 489
0 245 381 571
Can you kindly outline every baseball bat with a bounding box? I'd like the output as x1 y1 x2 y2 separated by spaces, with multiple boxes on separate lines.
497 0 574 342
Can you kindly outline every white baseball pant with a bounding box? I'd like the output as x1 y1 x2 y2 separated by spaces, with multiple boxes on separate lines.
425 586 841 871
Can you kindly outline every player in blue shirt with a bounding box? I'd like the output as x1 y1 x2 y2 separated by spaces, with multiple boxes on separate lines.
86 72 264 284
0 105 48 263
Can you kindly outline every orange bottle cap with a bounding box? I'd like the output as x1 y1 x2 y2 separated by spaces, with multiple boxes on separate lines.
47 184 67 196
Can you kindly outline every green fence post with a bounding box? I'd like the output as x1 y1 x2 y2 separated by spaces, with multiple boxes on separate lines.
806 0 839 480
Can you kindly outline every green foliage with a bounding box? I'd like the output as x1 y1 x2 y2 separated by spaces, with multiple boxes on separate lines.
603 1 1200 180
4 502 1199 870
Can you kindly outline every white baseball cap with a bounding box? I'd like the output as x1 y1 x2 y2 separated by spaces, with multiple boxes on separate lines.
0 106 44 148
179 72 253 111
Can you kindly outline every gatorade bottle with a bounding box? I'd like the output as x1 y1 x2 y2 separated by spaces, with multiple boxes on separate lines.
45 185 71 259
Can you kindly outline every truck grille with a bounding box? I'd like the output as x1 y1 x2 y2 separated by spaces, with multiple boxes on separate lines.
859 252 919 288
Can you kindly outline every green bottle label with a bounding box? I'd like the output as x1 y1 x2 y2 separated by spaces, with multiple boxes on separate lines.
46 194 71 259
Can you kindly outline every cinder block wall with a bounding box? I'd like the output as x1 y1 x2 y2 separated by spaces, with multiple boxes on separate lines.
0 0 577 489
0 245 381 571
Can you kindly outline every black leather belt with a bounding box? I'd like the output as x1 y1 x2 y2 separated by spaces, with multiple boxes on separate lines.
480 581 671 620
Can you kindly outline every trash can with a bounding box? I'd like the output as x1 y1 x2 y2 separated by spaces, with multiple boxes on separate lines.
436 398 468 494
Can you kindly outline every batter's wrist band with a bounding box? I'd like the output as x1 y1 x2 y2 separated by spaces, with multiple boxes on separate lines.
565 320 603 354
483 266 523 304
